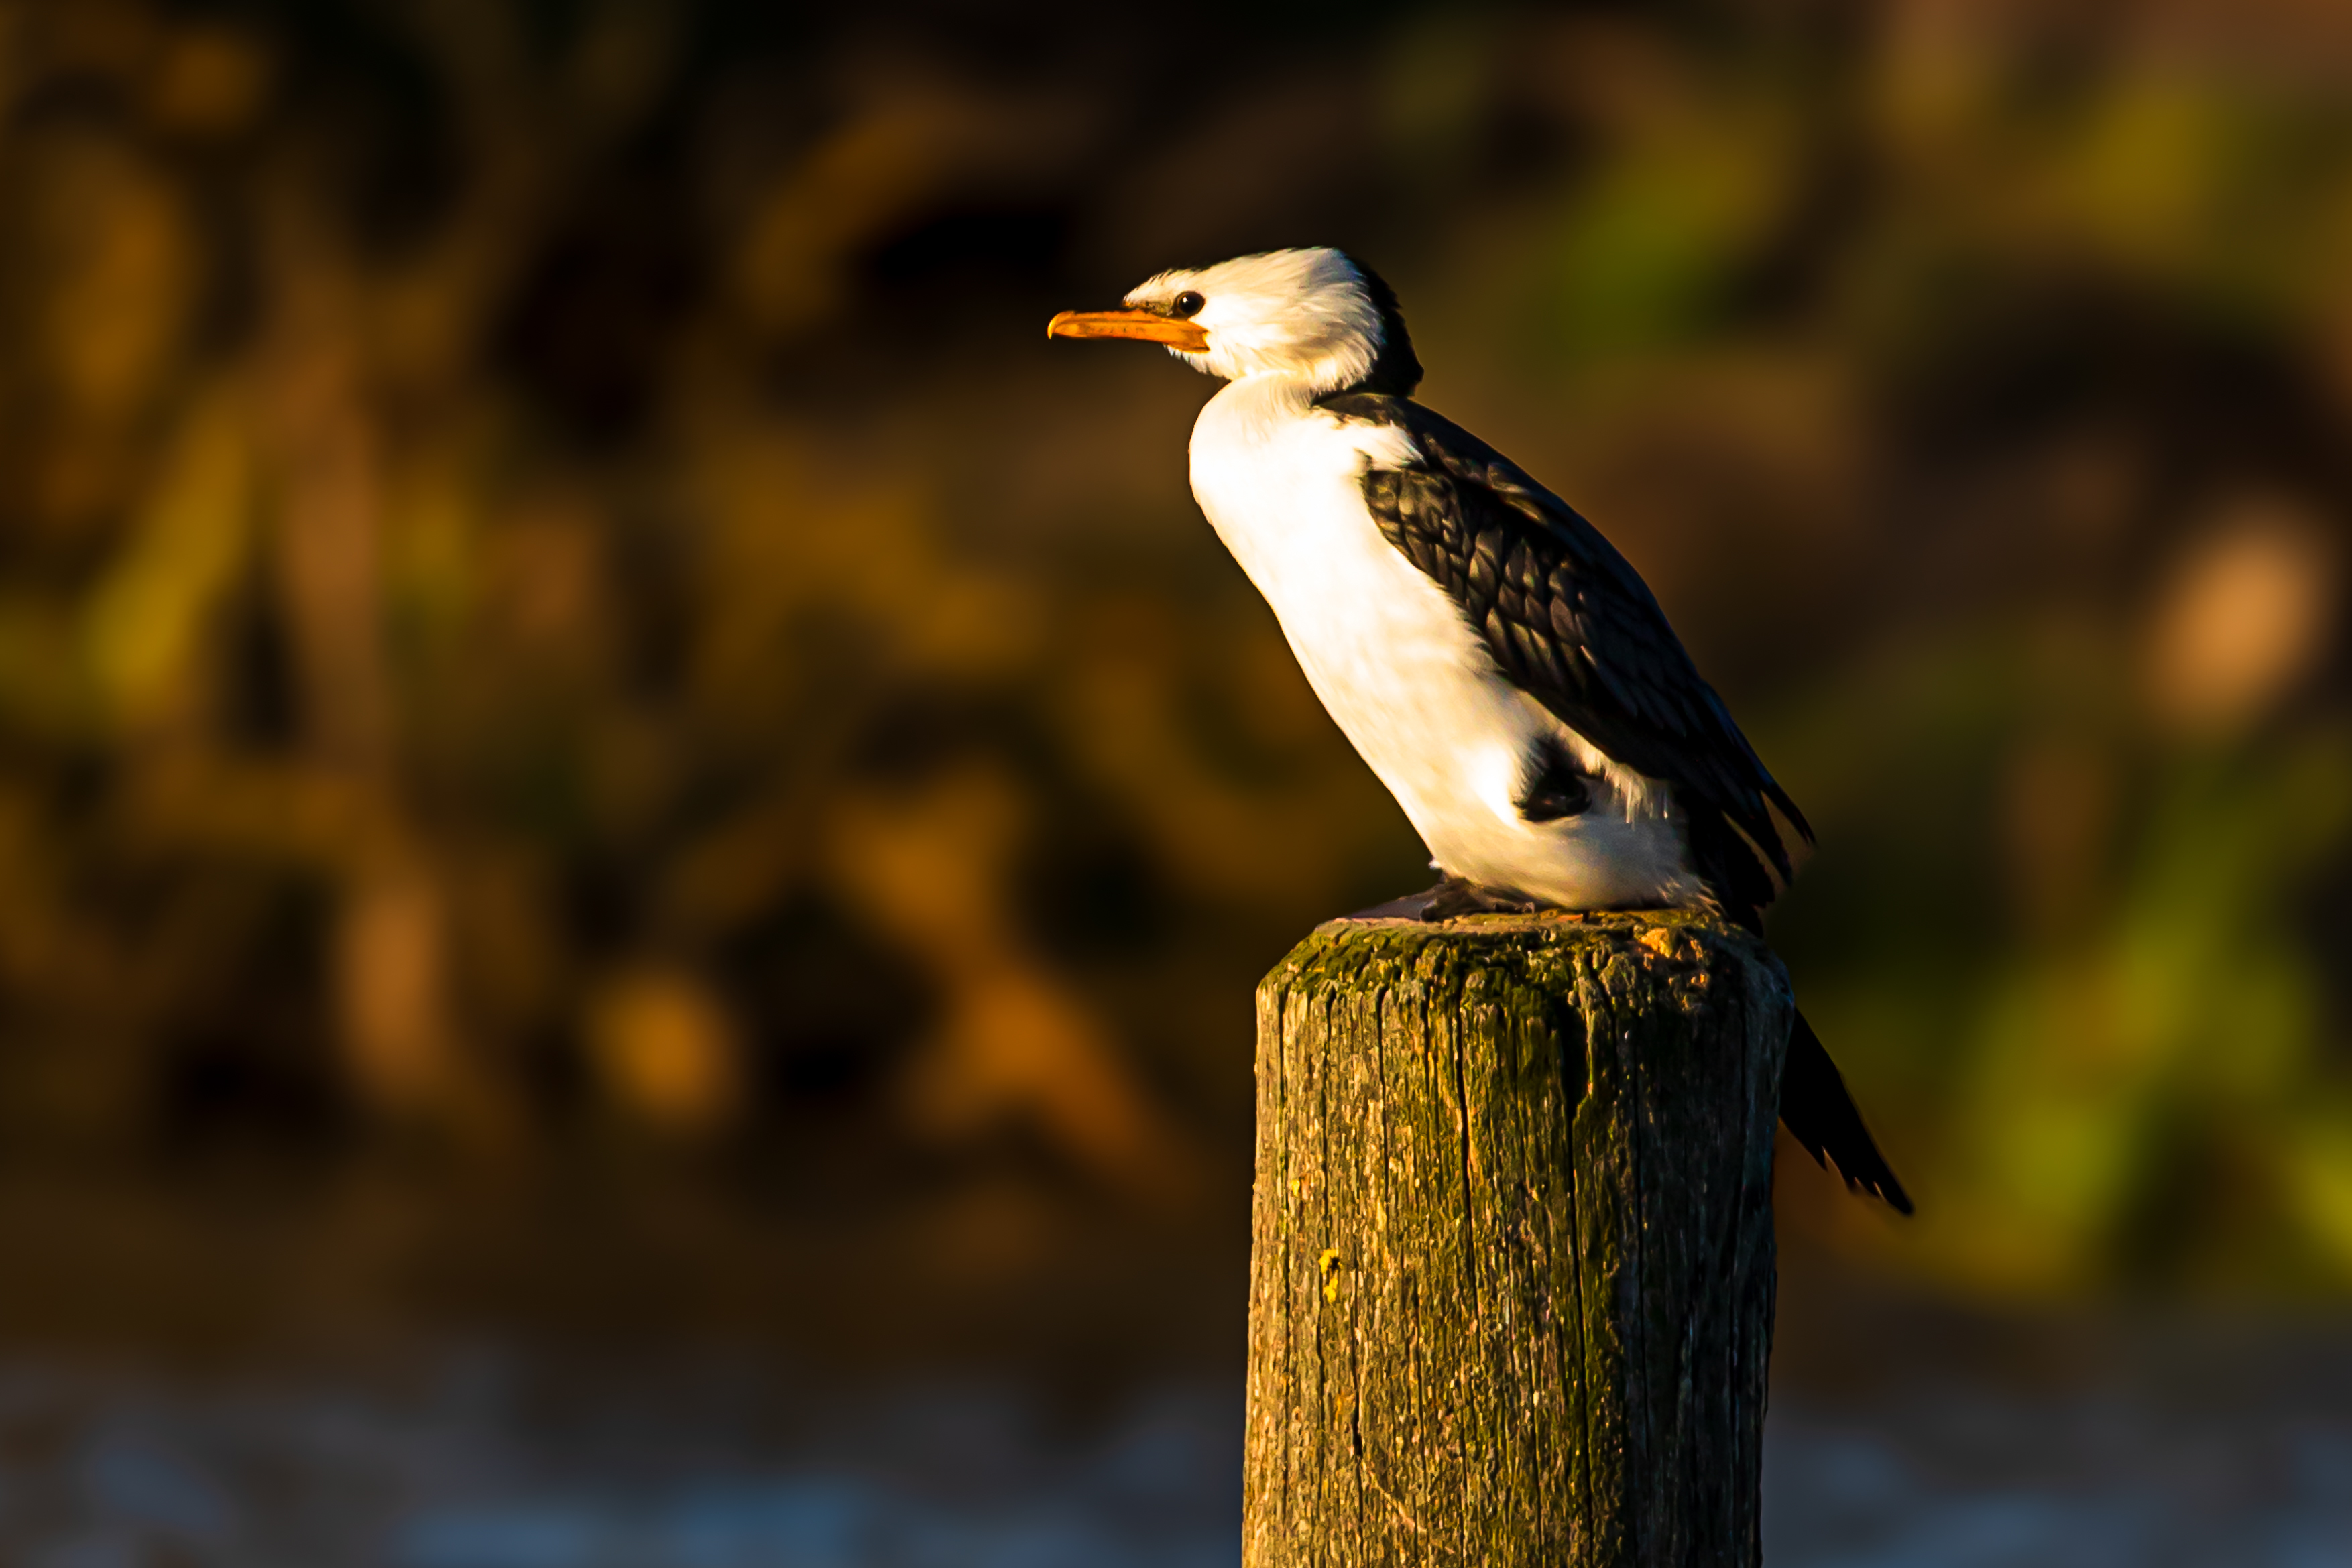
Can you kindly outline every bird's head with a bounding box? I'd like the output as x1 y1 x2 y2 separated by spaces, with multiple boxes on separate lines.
1048 247 1421 398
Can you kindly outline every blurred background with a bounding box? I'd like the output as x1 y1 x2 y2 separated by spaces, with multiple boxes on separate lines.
0 0 2349 1561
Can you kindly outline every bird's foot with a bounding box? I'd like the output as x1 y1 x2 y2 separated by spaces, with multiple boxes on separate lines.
1417 876 1549 922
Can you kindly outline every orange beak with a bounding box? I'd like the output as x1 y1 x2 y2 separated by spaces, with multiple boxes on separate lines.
1045 308 1209 353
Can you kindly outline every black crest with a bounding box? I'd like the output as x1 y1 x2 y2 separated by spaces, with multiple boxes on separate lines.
1336 253 1423 397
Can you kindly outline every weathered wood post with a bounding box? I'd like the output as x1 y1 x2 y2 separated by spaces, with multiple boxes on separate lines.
1244 908 1788 1567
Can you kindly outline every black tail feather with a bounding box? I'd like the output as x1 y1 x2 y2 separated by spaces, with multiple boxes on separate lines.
1780 1010 1912 1215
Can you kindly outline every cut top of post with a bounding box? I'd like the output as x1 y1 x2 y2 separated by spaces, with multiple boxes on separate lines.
1276 906 1785 1019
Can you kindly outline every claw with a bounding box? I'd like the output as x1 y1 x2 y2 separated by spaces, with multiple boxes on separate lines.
1418 875 1548 920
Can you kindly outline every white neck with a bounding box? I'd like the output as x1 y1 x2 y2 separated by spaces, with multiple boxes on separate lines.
1197 370 1324 447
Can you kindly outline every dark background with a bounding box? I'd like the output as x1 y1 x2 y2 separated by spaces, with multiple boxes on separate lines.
0 0 2349 1557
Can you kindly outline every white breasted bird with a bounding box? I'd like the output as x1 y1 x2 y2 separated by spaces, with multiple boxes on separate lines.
1049 246 1908 1211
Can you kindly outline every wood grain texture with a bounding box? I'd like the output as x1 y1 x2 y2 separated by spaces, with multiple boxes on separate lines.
1244 909 1786 1568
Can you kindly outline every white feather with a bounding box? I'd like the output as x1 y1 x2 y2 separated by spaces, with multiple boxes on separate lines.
1125 250 1378 394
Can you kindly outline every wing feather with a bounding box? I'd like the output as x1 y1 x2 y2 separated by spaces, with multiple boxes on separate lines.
1322 390 1812 917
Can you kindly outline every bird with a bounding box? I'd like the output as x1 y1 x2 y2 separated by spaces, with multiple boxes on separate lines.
1048 246 1909 1213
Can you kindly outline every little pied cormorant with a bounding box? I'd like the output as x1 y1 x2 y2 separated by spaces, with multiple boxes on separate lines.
1049 246 1909 1213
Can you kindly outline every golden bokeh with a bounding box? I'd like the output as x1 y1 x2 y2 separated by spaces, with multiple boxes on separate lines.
0 0 2344 1319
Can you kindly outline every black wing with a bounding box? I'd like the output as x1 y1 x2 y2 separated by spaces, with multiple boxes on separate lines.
1322 391 1808 926
1326 392 1910 1212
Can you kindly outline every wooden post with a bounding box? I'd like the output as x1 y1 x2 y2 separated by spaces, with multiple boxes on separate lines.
1244 908 1788 1567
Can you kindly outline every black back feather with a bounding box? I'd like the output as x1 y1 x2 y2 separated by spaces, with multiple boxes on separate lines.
1317 390 1810 926
1317 387 1909 1210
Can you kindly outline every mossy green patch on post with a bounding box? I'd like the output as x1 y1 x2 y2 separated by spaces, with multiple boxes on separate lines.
1242 910 1788 1568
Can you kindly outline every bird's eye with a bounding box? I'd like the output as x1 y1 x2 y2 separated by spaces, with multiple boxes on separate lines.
1169 290 1205 318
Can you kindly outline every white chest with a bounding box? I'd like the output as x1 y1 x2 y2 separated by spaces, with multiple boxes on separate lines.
1190 389 1512 815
